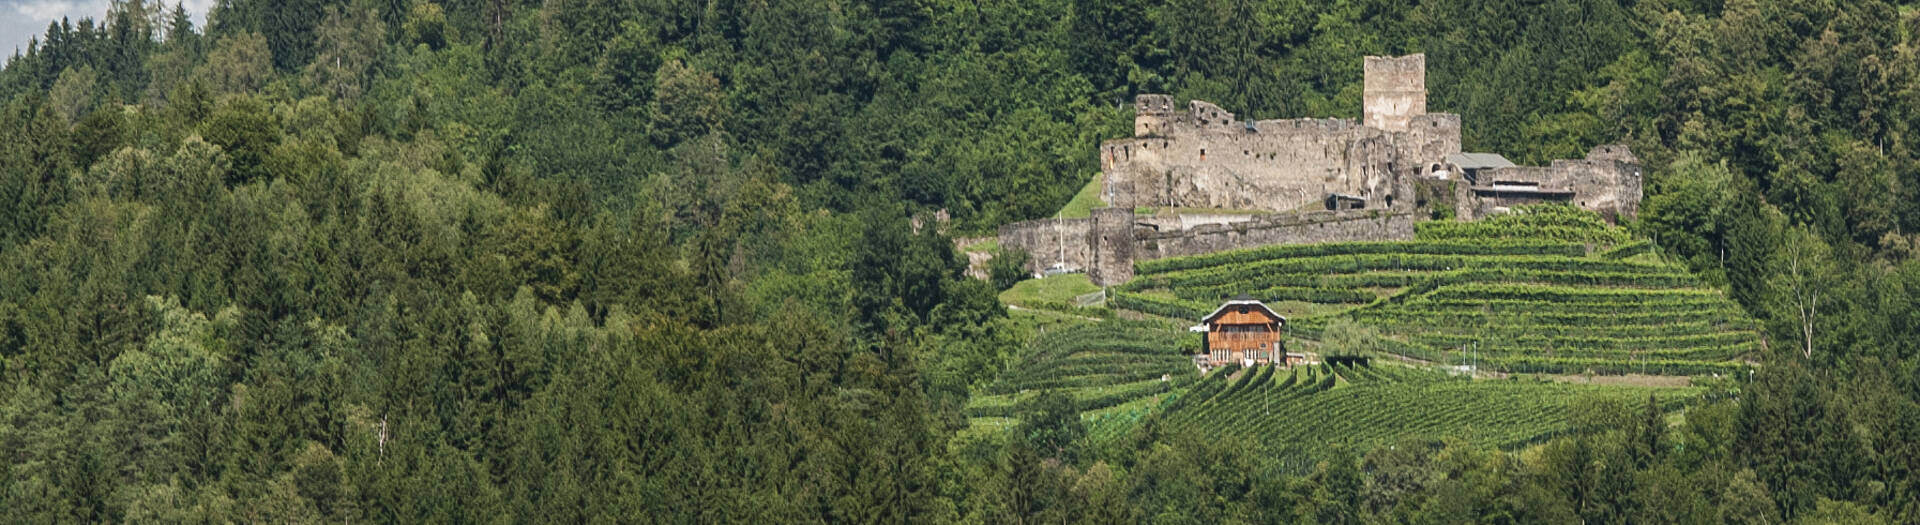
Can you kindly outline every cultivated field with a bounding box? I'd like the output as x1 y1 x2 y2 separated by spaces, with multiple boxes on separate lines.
1113 205 1761 375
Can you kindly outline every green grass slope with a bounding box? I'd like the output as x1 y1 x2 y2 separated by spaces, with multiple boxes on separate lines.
999 273 1100 309
1056 173 1107 219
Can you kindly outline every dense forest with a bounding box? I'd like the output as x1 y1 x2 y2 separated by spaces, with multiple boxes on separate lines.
2 0 1919 522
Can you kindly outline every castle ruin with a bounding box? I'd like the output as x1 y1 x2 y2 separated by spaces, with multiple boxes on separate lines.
1003 54 1644 286
1102 55 1460 214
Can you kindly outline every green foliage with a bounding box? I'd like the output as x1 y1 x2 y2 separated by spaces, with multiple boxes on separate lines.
1317 318 1387 358
1157 363 1702 461
1013 390 1086 462
988 246 1031 291
982 321 1189 395
198 96 279 185
5 0 1920 521
1415 204 1631 245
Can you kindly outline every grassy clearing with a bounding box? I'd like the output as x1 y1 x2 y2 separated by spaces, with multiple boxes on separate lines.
999 273 1100 307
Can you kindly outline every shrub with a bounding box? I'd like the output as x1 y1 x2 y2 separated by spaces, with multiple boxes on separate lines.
990 246 1032 290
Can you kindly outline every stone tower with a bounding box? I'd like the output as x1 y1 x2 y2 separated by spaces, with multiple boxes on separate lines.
1363 54 1427 132
1133 94 1176 137
1087 207 1135 285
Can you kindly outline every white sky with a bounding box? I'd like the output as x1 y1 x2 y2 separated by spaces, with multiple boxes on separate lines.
2 0 215 66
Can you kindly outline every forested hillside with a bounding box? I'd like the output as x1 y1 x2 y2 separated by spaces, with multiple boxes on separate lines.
3 0 1920 522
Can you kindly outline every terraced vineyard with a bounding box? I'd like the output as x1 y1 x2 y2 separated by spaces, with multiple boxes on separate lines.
1156 363 1702 453
964 320 1195 426
1113 205 1762 375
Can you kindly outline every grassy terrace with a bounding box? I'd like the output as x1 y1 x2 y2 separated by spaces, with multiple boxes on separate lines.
999 273 1100 308
1112 205 1762 375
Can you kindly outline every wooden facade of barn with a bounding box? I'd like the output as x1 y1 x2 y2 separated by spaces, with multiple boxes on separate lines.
1192 296 1299 370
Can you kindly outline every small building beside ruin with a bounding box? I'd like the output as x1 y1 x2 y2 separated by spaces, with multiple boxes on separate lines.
1192 296 1298 370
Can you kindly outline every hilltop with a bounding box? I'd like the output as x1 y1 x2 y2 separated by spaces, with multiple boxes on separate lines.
5 0 1920 522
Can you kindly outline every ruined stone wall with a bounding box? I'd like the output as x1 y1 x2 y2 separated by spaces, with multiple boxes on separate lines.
1101 115 1400 213
1410 178 1459 219
1006 208 1420 286
1132 210 1416 267
1399 114 1463 171
997 217 1092 274
1460 145 1643 222
1100 55 1457 216
1364 54 1427 132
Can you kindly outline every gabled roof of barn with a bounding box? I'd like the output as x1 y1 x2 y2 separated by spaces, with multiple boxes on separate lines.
1200 296 1287 325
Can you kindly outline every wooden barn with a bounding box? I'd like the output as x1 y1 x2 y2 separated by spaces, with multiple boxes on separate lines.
1191 295 1299 370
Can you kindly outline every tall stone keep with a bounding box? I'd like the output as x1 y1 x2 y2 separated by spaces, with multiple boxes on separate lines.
1363 54 1427 132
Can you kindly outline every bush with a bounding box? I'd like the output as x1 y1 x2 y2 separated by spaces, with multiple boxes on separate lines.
990 246 1032 290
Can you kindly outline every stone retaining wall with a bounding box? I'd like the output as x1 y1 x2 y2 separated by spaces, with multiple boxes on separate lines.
999 208 1417 286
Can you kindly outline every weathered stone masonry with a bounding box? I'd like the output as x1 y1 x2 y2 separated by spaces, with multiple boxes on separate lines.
1103 54 1459 215
1000 54 1643 287
1009 209 1417 285
1450 145 1644 222
997 217 1092 273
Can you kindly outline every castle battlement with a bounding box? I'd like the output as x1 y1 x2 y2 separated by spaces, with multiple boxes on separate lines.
1107 55 1460 215
1004 54 1643 285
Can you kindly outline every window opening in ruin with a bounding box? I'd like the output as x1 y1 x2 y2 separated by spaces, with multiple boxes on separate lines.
1200 149 1206 160
1162 141 1168 148
1386 195 1394 208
